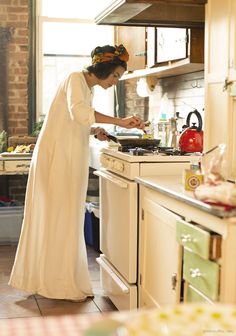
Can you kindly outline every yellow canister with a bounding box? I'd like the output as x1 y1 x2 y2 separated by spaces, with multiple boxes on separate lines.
184 169 204 191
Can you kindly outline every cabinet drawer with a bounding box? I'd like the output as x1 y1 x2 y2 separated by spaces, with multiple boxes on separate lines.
4 160 31 173
184 283 213 304
176 219 221 260
183 249 220 301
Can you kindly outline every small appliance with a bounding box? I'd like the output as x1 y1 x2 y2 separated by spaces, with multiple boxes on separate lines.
178 109 204 153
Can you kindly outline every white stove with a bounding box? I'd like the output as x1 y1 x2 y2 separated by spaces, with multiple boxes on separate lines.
96 146 200 311
100 147 199 180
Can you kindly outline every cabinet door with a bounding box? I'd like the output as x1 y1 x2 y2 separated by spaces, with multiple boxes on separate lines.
205 0 236 179
115 26 146 71
139 189 182 308
228 0 236 179
156 27 187 63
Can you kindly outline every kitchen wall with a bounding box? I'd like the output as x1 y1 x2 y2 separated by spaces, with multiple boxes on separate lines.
0 2 205 201
0 0 30 202
0 0 30 135
124 71 205 128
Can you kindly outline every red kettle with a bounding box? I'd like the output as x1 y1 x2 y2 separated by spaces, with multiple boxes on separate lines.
178 109 203 153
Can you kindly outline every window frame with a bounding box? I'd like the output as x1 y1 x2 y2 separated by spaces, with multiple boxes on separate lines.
34 1 115 129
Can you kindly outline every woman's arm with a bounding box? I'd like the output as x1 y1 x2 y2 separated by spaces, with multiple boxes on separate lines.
94 111 145 129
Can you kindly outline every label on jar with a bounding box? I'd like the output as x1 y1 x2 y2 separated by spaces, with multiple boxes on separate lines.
183 169 204 191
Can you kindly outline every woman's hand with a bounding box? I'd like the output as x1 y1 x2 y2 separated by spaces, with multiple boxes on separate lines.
92 127 109 141
118 116 145 130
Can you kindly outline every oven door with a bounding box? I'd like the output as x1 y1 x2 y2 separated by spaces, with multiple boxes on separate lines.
94 170 138 284
97 255 137 311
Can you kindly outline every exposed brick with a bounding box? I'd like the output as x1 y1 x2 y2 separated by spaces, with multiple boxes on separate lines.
7 21 28 28
20 0 28 5
8 105 17 113
7 14 19 20
0 0 10 5
7 7 28 14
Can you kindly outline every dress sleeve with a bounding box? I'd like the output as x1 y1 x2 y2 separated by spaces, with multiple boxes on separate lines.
65 72 96 125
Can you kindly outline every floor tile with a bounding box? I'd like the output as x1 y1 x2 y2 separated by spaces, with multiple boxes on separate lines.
0 244 117 319
0 297 41 319
36 297 100 316
0 282 30 299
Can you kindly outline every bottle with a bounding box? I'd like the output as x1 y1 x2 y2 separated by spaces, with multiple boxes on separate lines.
143 120 154 139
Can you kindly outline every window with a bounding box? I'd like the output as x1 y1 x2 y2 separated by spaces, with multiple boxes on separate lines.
37 0 114 121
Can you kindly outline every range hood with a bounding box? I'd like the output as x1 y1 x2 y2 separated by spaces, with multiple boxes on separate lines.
95 0 207 27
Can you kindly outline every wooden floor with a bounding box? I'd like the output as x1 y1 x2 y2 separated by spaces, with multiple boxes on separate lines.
0 244 117 319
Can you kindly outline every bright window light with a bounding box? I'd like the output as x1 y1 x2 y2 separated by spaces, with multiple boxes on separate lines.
42 0 112 19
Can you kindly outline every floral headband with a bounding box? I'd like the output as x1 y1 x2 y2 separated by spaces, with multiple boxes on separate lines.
92 44 129 65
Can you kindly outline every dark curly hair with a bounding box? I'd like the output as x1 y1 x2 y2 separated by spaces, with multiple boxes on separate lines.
86 45 128 79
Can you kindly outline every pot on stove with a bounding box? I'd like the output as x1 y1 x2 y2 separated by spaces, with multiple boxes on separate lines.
178 109 203 153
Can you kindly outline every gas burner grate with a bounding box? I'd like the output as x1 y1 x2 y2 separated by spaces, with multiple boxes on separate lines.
119 145 202 156
118 145 159 153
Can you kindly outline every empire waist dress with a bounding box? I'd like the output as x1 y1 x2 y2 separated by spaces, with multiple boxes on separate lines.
9 72 96 300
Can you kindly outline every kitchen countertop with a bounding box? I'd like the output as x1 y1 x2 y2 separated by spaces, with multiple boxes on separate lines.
135 175 236 218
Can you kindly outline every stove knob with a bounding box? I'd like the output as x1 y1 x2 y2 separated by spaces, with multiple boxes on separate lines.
100 156 106 167
108 158 114 169
114 161 124 172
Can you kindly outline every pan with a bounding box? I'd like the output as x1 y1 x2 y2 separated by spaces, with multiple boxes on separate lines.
106 134 161 147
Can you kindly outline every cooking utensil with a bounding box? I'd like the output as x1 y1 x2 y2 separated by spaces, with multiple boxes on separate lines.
178 109 204 153
106 134 119 143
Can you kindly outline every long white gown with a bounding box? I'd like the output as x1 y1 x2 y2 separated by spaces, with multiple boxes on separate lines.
8 72 96 300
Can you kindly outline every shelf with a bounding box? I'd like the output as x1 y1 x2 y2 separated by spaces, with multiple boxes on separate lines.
121 58 204 80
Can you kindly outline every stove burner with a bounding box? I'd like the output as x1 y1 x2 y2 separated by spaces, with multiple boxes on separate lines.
118 144 159 153
128 148 155 156
119 145 201 156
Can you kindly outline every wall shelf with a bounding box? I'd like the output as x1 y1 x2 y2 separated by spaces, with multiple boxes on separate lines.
121 58 204 80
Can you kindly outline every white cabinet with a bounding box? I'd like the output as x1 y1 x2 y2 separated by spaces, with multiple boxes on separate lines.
205 0 236 180
139 186 182 308
138 176 236 305
115 26 146 72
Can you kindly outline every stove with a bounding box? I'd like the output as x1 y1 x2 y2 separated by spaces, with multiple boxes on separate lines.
99 147 201 181
96 145 201 311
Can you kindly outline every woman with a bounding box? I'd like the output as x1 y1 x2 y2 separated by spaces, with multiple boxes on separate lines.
8 44 144 301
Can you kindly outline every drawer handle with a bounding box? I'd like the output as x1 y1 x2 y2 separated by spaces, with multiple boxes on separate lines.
190 268 202 278
181 234 193 243
171 272 177 290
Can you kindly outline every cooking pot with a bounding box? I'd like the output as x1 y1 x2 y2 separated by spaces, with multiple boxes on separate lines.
178 109 203 153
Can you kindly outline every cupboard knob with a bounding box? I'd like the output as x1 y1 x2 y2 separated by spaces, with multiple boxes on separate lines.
181 234 192 243
190 268 202 278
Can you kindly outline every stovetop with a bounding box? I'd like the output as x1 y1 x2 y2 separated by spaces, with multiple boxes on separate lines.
120 146 184 156
101 146 201 163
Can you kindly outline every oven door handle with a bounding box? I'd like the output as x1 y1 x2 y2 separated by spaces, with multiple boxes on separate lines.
96 257 129 294
94 170 128 189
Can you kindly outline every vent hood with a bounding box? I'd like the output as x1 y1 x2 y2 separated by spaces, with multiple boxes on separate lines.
95 0 207 27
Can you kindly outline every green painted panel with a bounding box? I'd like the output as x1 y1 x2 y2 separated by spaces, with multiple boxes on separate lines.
176 219 210 259
183 249 220 301
186 283 213 303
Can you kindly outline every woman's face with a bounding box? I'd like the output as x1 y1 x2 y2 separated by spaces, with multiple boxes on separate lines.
98 66 125 89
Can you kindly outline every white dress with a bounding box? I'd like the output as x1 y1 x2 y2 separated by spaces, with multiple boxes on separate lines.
9 72 96 300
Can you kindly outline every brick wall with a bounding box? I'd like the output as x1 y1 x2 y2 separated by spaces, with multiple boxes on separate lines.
0 0 29 136
0 0 30 203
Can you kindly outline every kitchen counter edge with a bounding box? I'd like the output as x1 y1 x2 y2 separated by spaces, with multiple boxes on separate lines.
135 175 236 219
